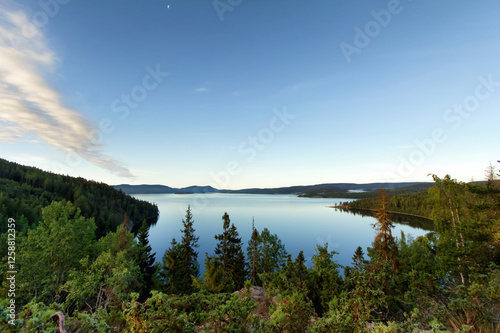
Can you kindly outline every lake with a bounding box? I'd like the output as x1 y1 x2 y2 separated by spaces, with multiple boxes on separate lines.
133 193 431 273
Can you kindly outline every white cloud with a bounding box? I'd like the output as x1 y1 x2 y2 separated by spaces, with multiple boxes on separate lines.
195 87 209 93
0 2 134 178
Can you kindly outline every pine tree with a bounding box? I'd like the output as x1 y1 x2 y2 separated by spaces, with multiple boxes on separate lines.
247 218 259 285
294 250 309 284
136 220 156 302
159 238 183 294
178 205 200 293
246 223 288 286
259 228 288 273
204 212 247 292
159 206 200 294
310 244 342 316
352 246 366 269
371 188 399 271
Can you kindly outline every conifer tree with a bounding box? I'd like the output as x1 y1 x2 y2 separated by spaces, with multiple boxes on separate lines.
371 188 399 271
178 205 200 293
160 238 183 294
159 206 200 294
352 246 366 270
247 218 259 285
204 212 247 292
136 220 156 302
246 223 288 286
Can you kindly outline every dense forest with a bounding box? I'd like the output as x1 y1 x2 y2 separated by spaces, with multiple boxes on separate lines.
0 158 159 238
337 191 434 219
1 161 500 332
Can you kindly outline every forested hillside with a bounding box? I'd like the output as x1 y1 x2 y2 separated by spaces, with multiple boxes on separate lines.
339 191 433 219
0 159 158 237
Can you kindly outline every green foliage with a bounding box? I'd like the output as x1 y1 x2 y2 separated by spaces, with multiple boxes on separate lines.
309 291 370 333
309 244 343 316
122 292 194 333
16 201 96 304
429 174 498 284
122 290 257 333
64 248 139 313
261 251 310 298
204 292 257 332
246 224 288 286
160 238 184 294
7 300 65 333
65 308 111 333
61 222 139 318
264 291 315 332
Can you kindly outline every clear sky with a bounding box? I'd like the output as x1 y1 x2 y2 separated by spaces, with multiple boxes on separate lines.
1 0 499 189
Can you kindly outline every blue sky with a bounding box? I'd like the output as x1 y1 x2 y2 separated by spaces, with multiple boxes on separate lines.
0 0 499 189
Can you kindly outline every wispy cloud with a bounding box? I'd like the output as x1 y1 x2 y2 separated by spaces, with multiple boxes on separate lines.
0 2 134 178
195 87 209 93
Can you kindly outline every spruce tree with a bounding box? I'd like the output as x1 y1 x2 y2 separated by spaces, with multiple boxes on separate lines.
371 188 399 271
159 238 183 294
159 206 200 294
259 228 288 274
247 218 260 285
136 220 156 302
178 205 200 293
246 223 288 286
205 212 247 292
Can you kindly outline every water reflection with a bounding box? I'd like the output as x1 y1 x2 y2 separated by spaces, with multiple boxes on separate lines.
334 208 434 232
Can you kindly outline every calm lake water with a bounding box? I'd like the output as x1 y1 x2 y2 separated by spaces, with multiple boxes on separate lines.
134 193 431 273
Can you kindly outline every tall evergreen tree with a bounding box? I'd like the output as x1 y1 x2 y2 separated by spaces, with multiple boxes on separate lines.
371 188 399 271
179 205 200 293
203 212 247 292
160 206 200 294
136 220 156 302
309 244 342 316
259 228 288 274
159 238 183 294
247 218 259 285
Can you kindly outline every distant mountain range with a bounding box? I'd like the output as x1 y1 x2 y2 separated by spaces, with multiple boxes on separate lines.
113 184 219 194
113 182 435 198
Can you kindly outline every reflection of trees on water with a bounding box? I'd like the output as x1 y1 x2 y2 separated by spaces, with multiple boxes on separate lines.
334 208 434 232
